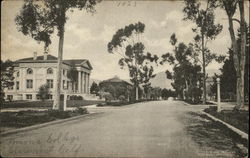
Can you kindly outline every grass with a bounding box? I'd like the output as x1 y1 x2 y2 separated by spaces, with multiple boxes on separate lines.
0 107 89 133
185 112 248 157
184 100 215 105
204 106 249 134
1 100 105 109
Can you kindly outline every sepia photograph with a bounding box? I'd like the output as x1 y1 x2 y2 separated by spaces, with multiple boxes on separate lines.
1 0 249 157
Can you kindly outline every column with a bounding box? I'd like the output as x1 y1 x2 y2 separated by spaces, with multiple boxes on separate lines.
78 71 82 93
84 72 87 93
82 72 85 94
87 73 90 94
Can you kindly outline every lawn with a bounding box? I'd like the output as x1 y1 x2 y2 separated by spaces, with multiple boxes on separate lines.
1 100 105 109
0 107 89 133
204 106 249 134
185 112 248 157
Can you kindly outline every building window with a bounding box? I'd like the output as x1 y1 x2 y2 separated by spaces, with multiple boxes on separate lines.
47 68 53 74
36 94 41 100
26 79 33 89
16 81 19 90
26 94 32 100
63 80 66 89
7 95 13 101
27 68 33 74
17 71 20 77
47 79 53 88
48 94 53 99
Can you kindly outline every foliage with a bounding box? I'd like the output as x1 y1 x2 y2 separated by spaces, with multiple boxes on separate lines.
15 0 101 110
15 0 100 51
0 60 15 103
1 60 14 89
118 95 126 101
107 22 158 100
218 0 247 109
90 81 99 94
161 88 176 100
183 0 223 104
69 95 83 100
103 93 113 102
99 82 132 100
145 87 162 100
161 34 202 103
210 28 249 101
37 84 50 101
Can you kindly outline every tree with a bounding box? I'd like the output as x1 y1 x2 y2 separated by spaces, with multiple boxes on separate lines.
1 60 15 102
107 22 158 100
38 84 50 101
161 88 176 100
90 81 99 94
219 0 247 109
161 34 202 103
15 0 100 111
183 0 223 104
210 28 249 102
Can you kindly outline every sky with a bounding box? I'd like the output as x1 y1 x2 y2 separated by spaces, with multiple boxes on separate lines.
1 0 249 81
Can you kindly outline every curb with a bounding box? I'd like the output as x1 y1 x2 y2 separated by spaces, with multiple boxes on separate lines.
0 112 101 137
201 111 248 140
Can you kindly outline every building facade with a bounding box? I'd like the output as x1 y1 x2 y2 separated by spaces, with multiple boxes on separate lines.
4 53 93 101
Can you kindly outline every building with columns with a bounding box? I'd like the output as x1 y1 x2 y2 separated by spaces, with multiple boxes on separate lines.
4 52 93 101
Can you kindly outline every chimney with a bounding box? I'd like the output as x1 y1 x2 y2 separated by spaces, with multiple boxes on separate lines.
33 52 37 60
44 52 48 60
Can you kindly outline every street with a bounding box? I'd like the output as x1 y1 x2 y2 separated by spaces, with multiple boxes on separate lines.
0 101 240 157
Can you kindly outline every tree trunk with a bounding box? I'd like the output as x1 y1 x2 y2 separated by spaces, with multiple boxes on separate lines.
224 0 246 110
201 34 207 104
136 86 139 100
236 0 246 110
53 6 66 111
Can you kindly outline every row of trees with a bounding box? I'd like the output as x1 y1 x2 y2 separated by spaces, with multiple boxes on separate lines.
210 28 249 101
158 0 248 107
2 0 246 110
90 81 176 101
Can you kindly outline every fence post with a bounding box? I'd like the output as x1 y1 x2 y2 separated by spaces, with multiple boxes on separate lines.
216 78 221 112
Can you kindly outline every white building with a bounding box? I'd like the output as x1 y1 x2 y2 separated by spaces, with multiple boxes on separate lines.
4 52 93 101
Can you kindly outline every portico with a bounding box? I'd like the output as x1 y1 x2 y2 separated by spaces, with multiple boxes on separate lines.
77 70 90 94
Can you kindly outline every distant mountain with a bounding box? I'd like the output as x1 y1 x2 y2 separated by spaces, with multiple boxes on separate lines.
150 71 173 89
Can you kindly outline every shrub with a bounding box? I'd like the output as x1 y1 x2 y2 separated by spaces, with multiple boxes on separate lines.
75 107 88 114
69 95 83 100
104 93 113 102
48 110 71 119
118 95 126 102
76 96 83 100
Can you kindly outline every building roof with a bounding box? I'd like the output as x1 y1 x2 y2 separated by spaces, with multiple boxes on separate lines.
17 54 57 61
101 76 132 86
15 54 93 70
